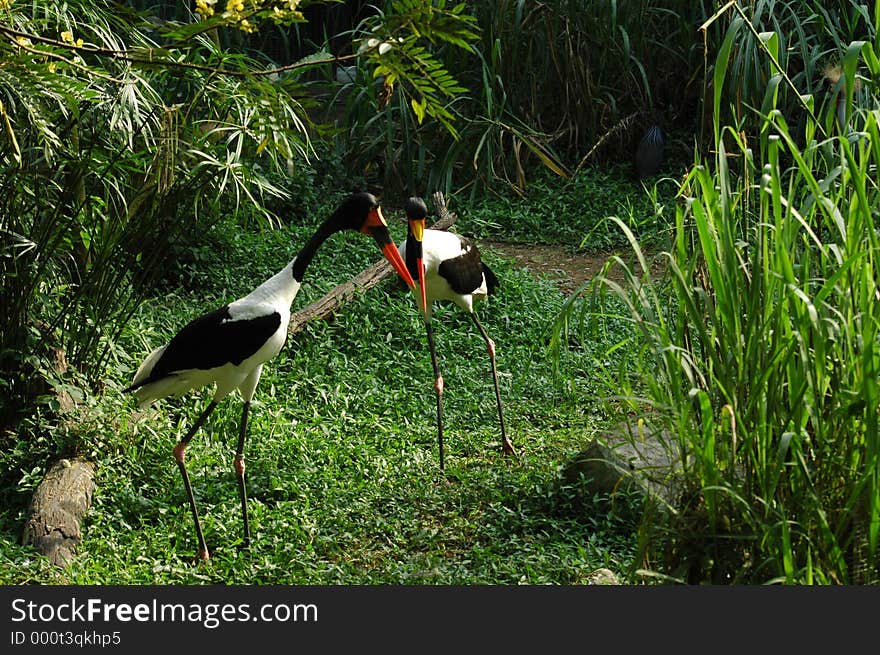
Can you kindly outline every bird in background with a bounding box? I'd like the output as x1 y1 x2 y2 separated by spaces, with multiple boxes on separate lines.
634 118 666 180
124 192 416 561
399 196 517 470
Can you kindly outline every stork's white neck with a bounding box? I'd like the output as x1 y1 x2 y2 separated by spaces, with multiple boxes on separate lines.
243 259 302 308
242 215 342 310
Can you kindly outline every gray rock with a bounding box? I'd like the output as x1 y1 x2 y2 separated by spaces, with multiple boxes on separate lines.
583 568 621 585
564 421 685 511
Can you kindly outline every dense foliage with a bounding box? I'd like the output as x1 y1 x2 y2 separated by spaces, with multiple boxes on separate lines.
2 1 879 584
551 2 880 582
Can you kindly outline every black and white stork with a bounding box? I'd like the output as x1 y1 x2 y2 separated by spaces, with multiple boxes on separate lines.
399 196 516 470
124 192 415 561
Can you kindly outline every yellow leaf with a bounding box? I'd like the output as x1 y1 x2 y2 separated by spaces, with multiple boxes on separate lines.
0 100 22 165
522 136 569 178
410 98 426 124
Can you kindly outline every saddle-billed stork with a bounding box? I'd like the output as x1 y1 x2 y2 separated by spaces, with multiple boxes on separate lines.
399 196 517 470
124 192 415 560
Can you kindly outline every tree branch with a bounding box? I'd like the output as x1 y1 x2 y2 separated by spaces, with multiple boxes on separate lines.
288 192 456 335
0 24 358 79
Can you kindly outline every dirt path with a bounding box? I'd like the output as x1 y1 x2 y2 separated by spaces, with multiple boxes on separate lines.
480 240 642 295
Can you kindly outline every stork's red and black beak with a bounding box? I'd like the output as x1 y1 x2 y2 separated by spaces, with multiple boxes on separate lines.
360 206 416 290
408 217 428 315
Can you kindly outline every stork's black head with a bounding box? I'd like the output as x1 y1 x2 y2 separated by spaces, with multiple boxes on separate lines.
404 196 428 220
332 192 381 231
403 196 428 258
329 191 389 243
403 197 428 254
324 191 415 290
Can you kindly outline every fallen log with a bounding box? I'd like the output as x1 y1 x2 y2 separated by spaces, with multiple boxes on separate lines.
288 191 457 335
21 457 96 568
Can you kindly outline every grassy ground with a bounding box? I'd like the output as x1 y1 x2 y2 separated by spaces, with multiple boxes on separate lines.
455 165 675 251
0 175 658 585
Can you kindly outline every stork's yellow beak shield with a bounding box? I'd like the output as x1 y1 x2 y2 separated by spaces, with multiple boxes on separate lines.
410 217 425 244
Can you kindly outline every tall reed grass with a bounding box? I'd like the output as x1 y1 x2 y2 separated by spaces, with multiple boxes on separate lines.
550 7 880 583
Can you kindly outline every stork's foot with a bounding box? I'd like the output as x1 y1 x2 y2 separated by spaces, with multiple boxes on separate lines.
196 548 211 564
501 437 518 458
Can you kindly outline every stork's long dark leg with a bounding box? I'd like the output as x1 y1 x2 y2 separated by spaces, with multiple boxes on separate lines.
424 318 446 470
234 401 251 547
173 400 218 561
470 312 517 458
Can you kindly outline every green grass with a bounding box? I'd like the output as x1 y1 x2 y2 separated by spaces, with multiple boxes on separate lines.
455 165 678 251
0 200 640 585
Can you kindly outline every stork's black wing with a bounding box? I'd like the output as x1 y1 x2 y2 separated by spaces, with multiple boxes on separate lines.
438 238 486 295
481 262 500 295
141 305 282 384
